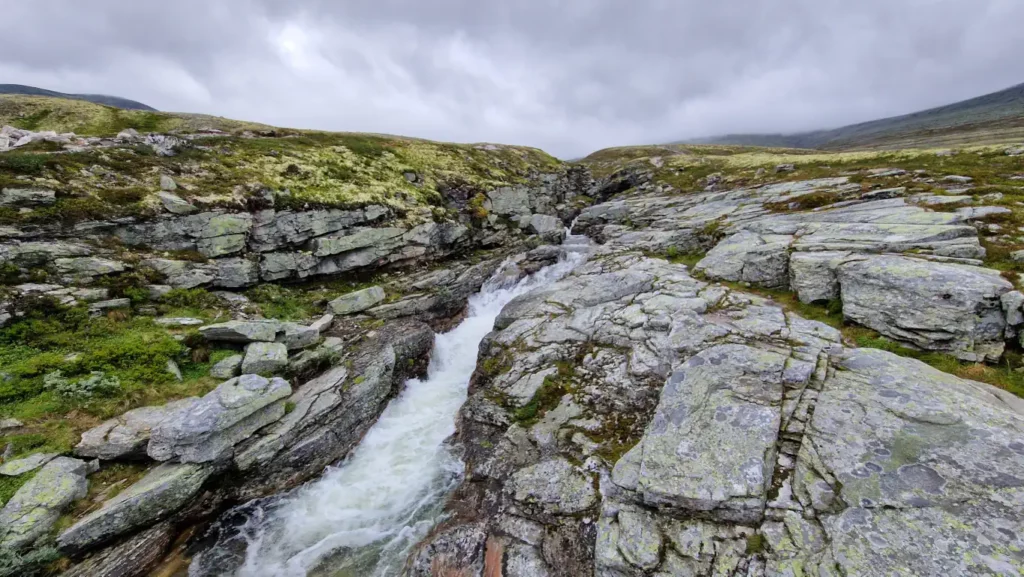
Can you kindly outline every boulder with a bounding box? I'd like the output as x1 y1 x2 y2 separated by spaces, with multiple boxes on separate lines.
159 175 177 191
0 452 58 476
695 231 793 289
837 256 1012 361
241 342 289 374
209 354 243 379
328 286 386 315
57 463 213 555
276 323 320 350
200 320 282 343
0 457 89 550
75 403 188 461
147 374 291 463
157 191 197 215
487 186 532 217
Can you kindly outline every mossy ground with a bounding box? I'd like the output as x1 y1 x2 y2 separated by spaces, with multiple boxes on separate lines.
0 96 563 227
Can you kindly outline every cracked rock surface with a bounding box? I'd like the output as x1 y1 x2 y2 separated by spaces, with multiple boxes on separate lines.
415 177 1024 576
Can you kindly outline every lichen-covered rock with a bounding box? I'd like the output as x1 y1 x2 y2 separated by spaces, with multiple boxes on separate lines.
612 344 789 523
695 231 793 288
157 191 197 215
241 342 289 374
0 453 58 476
328 286 386 315
147 375 291 463
509 458 597 515
209 354 243 379
0 457 88 550
838 255 1012 361
75 401 191 461
57 463 213 556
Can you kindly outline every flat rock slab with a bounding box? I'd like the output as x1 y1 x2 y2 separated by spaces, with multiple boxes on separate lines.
148 374 291 463
797 348 1024 575
75 401 192 461
329 286 386 315
0 457 88 550
613 344 789 523
58 463 213 555
0 452 59 476
199 320 283 343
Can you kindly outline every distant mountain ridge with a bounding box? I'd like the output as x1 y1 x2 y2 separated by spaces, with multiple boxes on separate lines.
0 83 155 111
683 81 1024 150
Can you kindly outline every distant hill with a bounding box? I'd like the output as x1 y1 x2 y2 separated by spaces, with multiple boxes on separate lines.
684 82 1024 150
0 84 156 111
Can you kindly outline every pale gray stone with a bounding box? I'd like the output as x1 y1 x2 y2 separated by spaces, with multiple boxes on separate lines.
200 320 283 343
241 342 289 374
0 188 56 207
148 374 291 463
0 453 58 476
329 286 386 315
508 457 597 514
157 191 197 215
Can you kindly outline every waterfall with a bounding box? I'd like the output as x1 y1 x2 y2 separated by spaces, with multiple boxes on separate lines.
191 234 589 577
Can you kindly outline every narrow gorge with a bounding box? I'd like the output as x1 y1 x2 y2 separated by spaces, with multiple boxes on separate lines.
0 95 1023 577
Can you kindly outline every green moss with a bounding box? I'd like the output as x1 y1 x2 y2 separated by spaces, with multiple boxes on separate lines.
513 361 576 426
746 534 767 555
0 470 36 507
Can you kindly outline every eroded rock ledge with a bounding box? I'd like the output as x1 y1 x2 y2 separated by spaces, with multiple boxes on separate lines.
412 177 1024 576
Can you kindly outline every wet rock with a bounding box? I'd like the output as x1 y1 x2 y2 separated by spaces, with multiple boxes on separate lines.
241 342 289 374
61 521 174 577
57 463 213 556
0 457 89 550
147 374 291 463
328 286 386 315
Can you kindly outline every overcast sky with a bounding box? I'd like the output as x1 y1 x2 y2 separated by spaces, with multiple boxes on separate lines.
3 0 1023 158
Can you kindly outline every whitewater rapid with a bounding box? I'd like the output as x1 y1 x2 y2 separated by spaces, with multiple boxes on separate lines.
191 236 587 577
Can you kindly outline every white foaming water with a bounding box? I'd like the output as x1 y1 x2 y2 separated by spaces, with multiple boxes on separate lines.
199 240 587 577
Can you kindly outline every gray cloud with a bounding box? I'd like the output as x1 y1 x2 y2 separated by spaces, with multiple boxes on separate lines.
2 0 1023 157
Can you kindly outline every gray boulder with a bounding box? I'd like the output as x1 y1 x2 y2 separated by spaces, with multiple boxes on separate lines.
241 342 289 374
61 521 174 577
147 374 291 463
200 320 282 343
526 214 563 236
838 256 1012 361
695 231 793 289
329 286 386 315
57 463 213 555
209 354 243 379
0 457 89 550
509 457 597 515
157 191 197 215
75 402 191 461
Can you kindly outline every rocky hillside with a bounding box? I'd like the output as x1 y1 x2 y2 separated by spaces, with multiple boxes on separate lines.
0 108 1023 577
